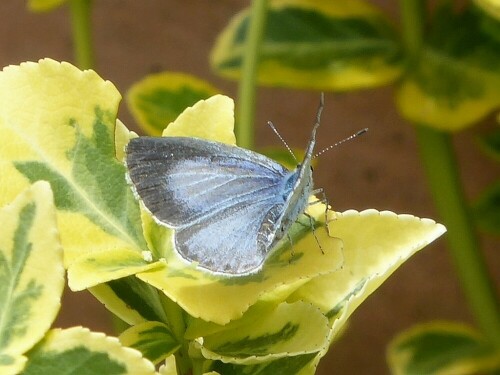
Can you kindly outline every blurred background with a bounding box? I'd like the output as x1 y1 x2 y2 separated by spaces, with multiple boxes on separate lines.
0 1 498 374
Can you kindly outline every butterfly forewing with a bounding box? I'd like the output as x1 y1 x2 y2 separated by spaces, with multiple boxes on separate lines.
126 137 290 226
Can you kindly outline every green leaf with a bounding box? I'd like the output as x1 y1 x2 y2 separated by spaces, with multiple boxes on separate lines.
127 72 221 136
192 301 329 365
0 182 64 375
396 5 500 131
23 327 156 375
119 321 180 365
211 0 403 91
473 181 500 235
288 210 446 348
89 276 169 326
27 0 67 12
211 352 318 375
0 59 161 290
387 322 500 375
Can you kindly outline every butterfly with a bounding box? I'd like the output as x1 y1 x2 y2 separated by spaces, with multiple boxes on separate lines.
125 97 326 275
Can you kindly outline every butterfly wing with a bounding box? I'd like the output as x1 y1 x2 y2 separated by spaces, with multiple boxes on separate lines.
125 136 291 273
175 199 286 273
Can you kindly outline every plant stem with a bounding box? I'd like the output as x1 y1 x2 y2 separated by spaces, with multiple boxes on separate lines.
416 127 500 345
161 295 192 374
400 0 425 60
236 0 268 149
69 0 94 69
400 0 500 345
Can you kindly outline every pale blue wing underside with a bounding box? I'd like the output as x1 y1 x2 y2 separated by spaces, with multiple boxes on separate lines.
176 200 285 273
125 137 292 273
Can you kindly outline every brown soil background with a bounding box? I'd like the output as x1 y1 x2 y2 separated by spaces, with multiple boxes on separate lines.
1 1 498 374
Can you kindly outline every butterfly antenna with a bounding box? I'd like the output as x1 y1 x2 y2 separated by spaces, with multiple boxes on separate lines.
267 120 298 163
314 128 368 158
314 92 325 131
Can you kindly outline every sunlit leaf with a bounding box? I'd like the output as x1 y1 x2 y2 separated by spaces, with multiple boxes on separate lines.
288 209 446 349
161 94 236 145
0 182 64 375
23 327 156 375
0 59 161 291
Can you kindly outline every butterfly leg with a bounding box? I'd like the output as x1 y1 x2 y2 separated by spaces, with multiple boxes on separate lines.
303 211 325 254
308 188 332 237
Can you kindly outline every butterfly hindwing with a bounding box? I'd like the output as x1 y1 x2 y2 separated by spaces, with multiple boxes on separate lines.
175 200 286 273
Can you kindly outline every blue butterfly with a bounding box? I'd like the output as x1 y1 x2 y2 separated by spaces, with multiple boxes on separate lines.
125 98 325 275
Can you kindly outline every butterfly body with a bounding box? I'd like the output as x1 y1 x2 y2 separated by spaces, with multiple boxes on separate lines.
125 129 317 275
